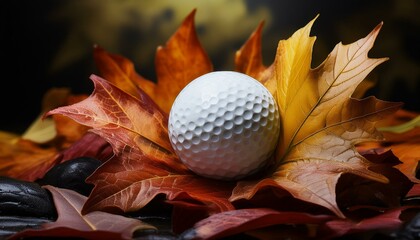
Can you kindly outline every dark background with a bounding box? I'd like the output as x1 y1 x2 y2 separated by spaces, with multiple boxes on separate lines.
1 0 419 134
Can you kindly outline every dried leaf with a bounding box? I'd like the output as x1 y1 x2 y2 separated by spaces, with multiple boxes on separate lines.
93 45 156 99
336 150 413 216
83 152 235 215
318 207 415 239
180 208 333 240
46 74 174 159
357 110 420 183
8 186 154 240
153 9 213 112
235 21 272 83
45 75 234 214
231 17 402 218
93 9 211 114
0 139 60 181
59 132 113 163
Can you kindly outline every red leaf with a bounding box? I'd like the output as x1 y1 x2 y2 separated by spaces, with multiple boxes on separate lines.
153 9 213 113
46 74 174 160
319 207 416 239
58 132 113 163
181 208 333 240
0 139 60 181
336 150 413 217
8 186 154 240
93 44 156 99
82 152 235 215
46 75 234 215
357 110 420 183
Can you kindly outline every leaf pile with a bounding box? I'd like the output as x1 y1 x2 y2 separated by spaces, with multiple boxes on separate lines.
1 8 420 240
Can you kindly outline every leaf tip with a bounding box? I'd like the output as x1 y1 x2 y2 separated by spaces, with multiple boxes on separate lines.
185 8 197 23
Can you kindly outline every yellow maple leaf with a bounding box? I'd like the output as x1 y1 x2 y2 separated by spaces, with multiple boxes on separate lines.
230 16 402 218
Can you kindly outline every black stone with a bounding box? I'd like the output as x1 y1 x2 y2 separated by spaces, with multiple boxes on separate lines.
37 157 102 196
0 177 56 219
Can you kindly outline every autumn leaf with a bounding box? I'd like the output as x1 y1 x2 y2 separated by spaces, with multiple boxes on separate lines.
8 185 155 240
230 17 402 218
357 109 420 183
46 75 235 215
0 139 60 181
180 205 419 239
93 44 156 100
234 21 273 84
0 89 91 181
336 150 413 216
46 74 176 161
180 208 333 240
153 9 213 112
59 132 113 163
94 9 212 113
318 206 417 239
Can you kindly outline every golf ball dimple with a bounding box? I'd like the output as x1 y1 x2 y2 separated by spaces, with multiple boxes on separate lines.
168 71 280 180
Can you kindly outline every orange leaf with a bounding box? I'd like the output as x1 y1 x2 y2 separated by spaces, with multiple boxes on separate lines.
153 9 213 112
94 9 212 114
231 17 402 218
93 45 156 99
0 139 60 181
46 75 234 214
357 110 420 183
46 75 174 159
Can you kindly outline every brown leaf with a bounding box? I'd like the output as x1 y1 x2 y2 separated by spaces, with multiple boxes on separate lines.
93 9 212 114
234 21 272 83
153 9 213 112
0 90 91 181
357 110 420 183
231 18 402 218
8 185 154 240
46 74 174 160
318 206 416 239
45 75 234 214
83 152 235 215
93 44 156 99
181 208 333 240
0 139 60 181
234 20 275 100
59 132 113 163
336 150 413 217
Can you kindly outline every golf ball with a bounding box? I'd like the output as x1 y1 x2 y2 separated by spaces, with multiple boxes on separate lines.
168 71 280 180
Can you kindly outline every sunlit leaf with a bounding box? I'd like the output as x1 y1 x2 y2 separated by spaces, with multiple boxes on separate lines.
46 75 234 215
231 17 402 218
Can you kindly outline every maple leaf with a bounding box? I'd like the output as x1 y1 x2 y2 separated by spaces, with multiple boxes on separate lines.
234 21 272 83
94 9 212 113
8 186 154 240
93 44 156 100
230 17 402 218
46 75 235 215
180 208 333 240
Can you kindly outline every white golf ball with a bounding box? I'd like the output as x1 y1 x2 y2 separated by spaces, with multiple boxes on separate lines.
168 71 280 180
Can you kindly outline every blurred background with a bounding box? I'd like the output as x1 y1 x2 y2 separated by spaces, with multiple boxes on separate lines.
1 0 419 134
